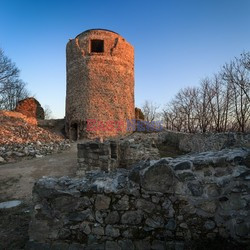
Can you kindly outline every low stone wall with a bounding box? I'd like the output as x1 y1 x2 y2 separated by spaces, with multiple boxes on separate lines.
158 131 250 153
77 141 117 174
77 137 159 175
28 147 250 249
0 140 71 164
77 132 250 175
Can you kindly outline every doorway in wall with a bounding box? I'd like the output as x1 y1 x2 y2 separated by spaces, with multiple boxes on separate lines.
70 123 78 141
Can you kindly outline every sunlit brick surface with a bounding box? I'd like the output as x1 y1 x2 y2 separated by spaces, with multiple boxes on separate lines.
65 29 134 140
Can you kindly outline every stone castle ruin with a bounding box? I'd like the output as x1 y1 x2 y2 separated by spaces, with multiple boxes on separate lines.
26 29 250 249
28 132 250 249
65 29 135 140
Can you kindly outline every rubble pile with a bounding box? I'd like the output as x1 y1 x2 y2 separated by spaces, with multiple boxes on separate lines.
0 111 70 163
0 141 71 163
0 111 64 144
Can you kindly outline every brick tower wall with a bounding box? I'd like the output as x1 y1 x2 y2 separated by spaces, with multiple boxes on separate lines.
65 29 135 140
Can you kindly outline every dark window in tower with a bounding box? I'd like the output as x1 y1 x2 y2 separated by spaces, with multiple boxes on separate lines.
91 40 104 53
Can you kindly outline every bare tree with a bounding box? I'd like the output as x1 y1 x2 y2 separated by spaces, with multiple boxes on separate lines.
222 54 250 103
222 56 250 132
141 100 160 122
163 103 185 131
163 51 250 133
0 49 19 85
0 80 29 110
240 51 250 71
174 87 199 133
195 78 214 133
44 105 53 119
0 48 29 110
207 75 232 132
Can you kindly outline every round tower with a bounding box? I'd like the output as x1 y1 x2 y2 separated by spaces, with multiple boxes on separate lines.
65 29 135 140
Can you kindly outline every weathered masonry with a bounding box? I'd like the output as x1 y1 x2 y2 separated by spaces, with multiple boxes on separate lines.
65 29 135 140
77 137 159 176
28 147 250 249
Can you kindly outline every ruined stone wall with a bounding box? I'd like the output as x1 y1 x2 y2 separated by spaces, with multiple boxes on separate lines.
158 131 250 153
135 107 144 120
77 132 250 175
28 148 250 249
65 29 134 140
77 137 159 176
15 97 44 120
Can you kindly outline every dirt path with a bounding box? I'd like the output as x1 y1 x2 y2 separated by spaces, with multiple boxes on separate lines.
0 143 78 202
0 143 78 249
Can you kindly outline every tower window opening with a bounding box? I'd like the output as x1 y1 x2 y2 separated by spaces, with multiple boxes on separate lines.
91 40 104 53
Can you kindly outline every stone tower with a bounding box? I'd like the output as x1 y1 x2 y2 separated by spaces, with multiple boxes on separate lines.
65 29 135 140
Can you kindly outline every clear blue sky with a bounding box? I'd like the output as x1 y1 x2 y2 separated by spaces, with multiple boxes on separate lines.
1 0 250 118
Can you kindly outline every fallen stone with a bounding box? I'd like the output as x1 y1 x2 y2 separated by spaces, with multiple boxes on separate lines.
0 200 22 209
35 154 44 158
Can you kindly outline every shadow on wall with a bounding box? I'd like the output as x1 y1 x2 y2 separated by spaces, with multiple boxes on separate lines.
38 119 66 137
